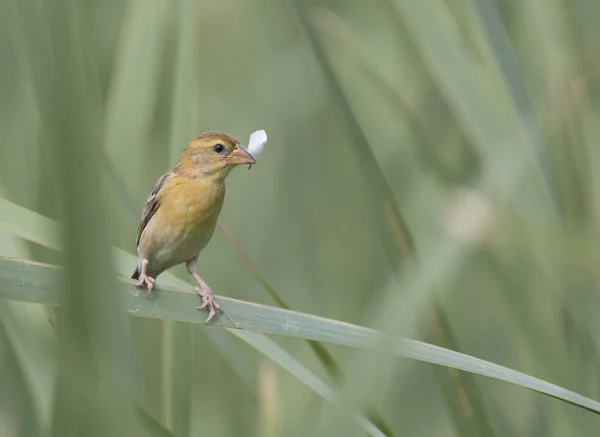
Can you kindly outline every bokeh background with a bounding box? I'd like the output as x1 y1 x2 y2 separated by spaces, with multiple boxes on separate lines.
1 0 600 436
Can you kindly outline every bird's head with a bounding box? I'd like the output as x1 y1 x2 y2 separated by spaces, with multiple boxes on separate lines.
175 131 256 179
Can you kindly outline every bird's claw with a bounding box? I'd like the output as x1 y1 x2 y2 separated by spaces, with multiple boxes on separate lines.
134 274 156 297
194 286 222 322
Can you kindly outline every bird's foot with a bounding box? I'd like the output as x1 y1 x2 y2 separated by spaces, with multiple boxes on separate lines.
134 274 156 297
194 286 223 322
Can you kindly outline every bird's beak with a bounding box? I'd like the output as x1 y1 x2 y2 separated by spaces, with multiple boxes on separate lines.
226 144 256 166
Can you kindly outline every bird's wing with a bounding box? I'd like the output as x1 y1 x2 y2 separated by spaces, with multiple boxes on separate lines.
136 172 171 247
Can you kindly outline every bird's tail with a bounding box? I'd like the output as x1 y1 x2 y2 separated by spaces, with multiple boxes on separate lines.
131 267 140 280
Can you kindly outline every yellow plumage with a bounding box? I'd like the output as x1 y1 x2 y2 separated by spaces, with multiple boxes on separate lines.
132 131 255 321
137 176 225 276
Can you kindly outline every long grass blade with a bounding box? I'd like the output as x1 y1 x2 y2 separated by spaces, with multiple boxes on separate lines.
104 0 171 194
218 223 342 380
1 254 599 415
295 3 498 435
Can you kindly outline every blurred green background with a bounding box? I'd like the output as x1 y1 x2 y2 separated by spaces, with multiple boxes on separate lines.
1 0 600 436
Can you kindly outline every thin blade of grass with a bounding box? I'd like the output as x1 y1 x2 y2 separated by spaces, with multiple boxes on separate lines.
167 0 201 163
387 0 554 215
228 330 387 437
104 0 171 194
0 324 41 437
295 3 497 436
471 0 556 200
24 0 144 434
219 223 391 435
289 0 415 269
160 0 202 432
290 2 415 434
0 300 55 433
218 223 342 380
1 254 599 415
1 298 175 437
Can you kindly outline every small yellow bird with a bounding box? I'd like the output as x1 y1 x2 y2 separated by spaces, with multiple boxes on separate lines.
132 131 256 321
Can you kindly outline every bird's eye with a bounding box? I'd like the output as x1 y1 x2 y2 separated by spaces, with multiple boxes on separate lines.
213 143 225 154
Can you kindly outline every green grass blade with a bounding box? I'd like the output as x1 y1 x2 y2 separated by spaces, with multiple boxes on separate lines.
2 196 600 419
2 197 600 416
104 0 172 194
290 0 415 267
297 4 497 435
0 322 41 437
0 300 55 434
291 4 415 433
160 321 192 436
387 0 553 215
218 224 342 381
161 3 201 432
470 0 559 209
1 254 599 415
1 297 173 437
0 220 54 435
228 330 387 437
23 0 144 434
167 0 200 164
220 223 392 435
0 199 61 251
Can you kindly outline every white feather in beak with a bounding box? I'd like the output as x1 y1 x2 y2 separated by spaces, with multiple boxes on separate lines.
247 130 267 156
246 130 267 169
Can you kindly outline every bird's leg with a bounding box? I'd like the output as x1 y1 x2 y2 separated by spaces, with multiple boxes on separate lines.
194 286 222 323
134 259 156 297
186 258 222 322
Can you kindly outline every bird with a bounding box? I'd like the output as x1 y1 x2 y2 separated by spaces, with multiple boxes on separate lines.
132 131 256 321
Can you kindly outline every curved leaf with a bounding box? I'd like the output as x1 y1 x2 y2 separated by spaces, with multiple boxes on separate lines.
0 253 598 415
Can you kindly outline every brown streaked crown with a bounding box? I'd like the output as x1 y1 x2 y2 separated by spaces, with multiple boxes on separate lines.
189 131 240 149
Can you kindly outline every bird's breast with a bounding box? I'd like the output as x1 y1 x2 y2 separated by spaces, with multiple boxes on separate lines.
139 177 225 274
162 177 225 228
